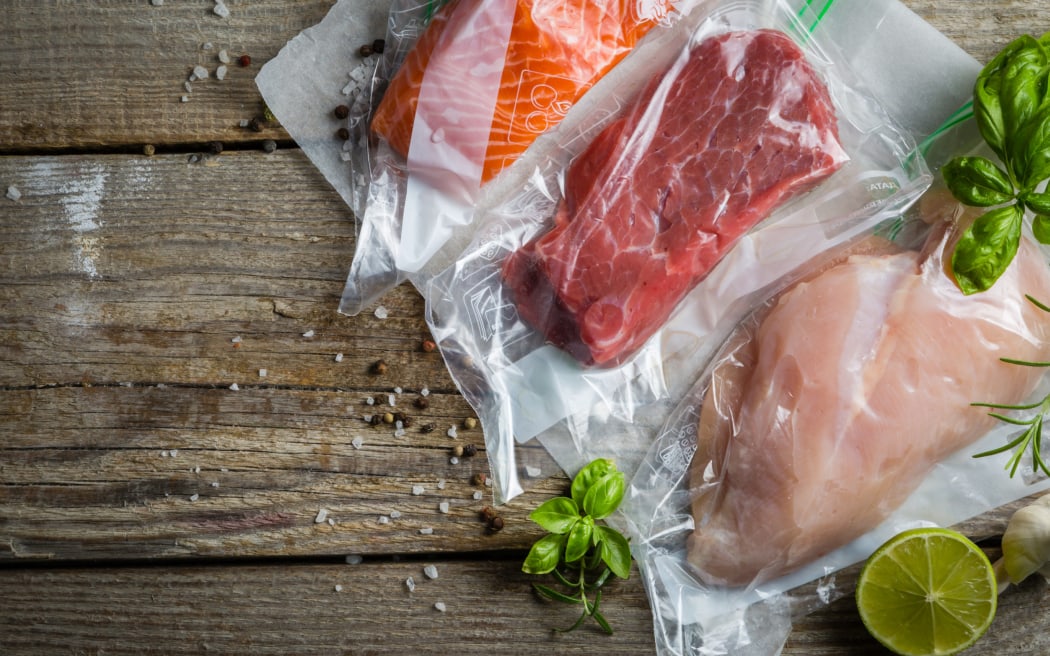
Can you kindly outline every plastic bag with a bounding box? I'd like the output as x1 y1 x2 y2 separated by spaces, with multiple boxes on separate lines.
426 0 933 503
340 0 683 314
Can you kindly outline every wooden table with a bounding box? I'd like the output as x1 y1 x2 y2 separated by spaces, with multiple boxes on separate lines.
3 1 1050 654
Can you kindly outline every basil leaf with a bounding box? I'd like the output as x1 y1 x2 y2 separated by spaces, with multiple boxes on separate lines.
582 470 626 520
1014 103 1050 190
999 36 1049 141
565 516 594 563
1024 191 1050 215
597 526 632 579
1033 214 1050 244
570 458 616 508
942 156 1015 206
528 496 580 534
974 37 1031 159
523 533 567 575
951 204 1025 294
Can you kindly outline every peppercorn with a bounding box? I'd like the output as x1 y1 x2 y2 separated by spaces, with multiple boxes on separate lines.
452 445 464 458
238 54 252 67
208 141 223 155
462 444 478 458
479 506 498 523
382 412 394 424
370 360 388 375
420 423 435 434
142 144 156 157
262 140 277 154
471 472 487 486
488 516 504 531
248 117 265 132
334 104 350 120
372 39 386 54
414 397 429 410
336 127 350 140
359 44 373 57
421 339 437 353
393 411 410 427
462 417 478 430
369 414 382 426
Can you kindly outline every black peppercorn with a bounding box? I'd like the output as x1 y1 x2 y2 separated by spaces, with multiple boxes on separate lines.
370 360 388 375
336 127 350 140
463 443 478 458
208 141 223 155
414 397 429 410
334 104 350 120
248 117 264 132
488 516 504 531
372 39 386 54
420 423 435 434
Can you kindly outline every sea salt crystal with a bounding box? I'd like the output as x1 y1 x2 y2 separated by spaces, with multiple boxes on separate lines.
218 49 230 64
378 515 390 524
184 81 193 93
229 383 239 391
238 118 250 128
345 554 363 565
387 394 396 407
525 466 542 478
437 480 446 490
473 491 483 501
302 330 314 338
221 468 228 472
393 427 406 438
449 457 459 465
393 386 403 394
189 494 200 502
193 466 201 474
420 387 430 397
351 437 364 449
161 450 169 457
315 508 329 524
434 602 447 612
231 336 242 343
438 501 449 514
150 0 164 5
180 95 190 103
389 510 402 519
334 584 343 592
446 426 458 439
213 1 230 18
395 420 404 430
419 527 434 535
412 485 424 496
423 565 439 579
328 518 336 526
215 65 227 81
169 449 178 458
365 397 375 406
258 369 267 378
373 306 388 320
193 65 209 80
210 481 219 488
334 353 344 362
405 576 415 592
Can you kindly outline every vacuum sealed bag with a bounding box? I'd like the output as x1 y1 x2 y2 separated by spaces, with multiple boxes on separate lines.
426 0 942 503
340 0 685 314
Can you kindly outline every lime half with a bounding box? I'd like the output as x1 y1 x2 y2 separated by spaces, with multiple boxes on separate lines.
856 527 997 656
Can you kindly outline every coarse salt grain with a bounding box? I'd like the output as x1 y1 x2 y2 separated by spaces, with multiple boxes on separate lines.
302 329 314 338
150 0 164 5
423 565 439 579
373 306 388 320
446 426 458 439
434 602 447 612
405 576 415 592
351 437 364 449
184 81 193 93
229 383 239 391
437 480 446 490
193 65 209 80
420 387 430 397
169 449 178 458
218 49 230 64
394 386 403 394
412 485 424 496
258 369 267 377
525 466 542 478
193 466 201 474
5 186 21 202
365 396 375 405
449 457 459 465
345 554 363 565
438 501 449 514
180 95 190 103
190 494 200 502
473 491 483 501
231 336 242 343
213 1 230 18
387 394 396 407
161 450 169 457
315 508 329 524
334 584 343 592
393 427 405 438
389 510 402 519
238 118 250 128
378 515 390 524
334 353 344 362
215 65 227 81
419 527 434 535
211 481 219 488
328 518 335 526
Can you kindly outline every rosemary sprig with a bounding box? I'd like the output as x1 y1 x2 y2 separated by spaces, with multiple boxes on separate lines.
973 295 1050 478
522 458 632 634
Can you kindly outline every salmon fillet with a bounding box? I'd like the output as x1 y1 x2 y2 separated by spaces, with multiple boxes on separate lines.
687 229 1050 587
370 0 669 184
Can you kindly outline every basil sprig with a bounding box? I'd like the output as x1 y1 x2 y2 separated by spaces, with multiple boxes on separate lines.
522 458 632 634
944 32 1050 294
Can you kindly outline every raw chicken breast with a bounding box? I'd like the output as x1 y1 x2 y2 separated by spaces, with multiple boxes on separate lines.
687 229 1050 587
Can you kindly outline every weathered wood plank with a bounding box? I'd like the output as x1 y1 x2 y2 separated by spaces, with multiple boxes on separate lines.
1 0 1048 153
0 555 1046 655
0 0 350 151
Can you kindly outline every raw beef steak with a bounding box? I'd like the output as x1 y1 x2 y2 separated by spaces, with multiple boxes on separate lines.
502 29 847 366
